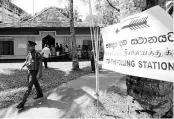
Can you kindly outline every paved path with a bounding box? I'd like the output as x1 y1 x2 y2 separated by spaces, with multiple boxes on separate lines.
0 64 125 118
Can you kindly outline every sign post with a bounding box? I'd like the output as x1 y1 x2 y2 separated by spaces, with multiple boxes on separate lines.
88 0 102 117
101 6 174 82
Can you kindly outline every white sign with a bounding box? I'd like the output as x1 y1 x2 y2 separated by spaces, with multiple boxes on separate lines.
18 44 27 48
101 6 174 82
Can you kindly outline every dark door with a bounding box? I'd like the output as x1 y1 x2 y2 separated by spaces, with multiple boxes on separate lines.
42 35 55 48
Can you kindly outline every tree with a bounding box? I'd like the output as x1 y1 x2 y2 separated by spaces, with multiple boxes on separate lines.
165 0 173 17
62 6 82 22
102 0 171 20
94 0 120 25
69 0 79 70
84 14 100 25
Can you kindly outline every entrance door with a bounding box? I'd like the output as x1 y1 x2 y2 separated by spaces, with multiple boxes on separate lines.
42 35 55 48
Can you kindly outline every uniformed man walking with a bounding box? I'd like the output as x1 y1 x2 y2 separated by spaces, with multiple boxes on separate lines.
16 41 43 109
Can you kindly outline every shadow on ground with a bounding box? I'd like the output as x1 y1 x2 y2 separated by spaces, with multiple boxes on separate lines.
0 78 106 118
0 66 91 109
0 68 125 118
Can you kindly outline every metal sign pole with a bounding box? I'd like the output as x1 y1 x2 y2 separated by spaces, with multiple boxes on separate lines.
33 0 35 16
2 0 4 23
88 0 99 117
96 26 99 116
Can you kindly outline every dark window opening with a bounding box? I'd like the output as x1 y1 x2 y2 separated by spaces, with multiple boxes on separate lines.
0 40 14 55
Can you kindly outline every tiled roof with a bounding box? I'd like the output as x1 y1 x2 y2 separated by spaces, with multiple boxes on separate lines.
0 21 91 28
0 6 106 28
26 7 69 23
0 6 92 28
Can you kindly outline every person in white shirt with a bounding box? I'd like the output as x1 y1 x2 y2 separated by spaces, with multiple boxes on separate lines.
41 44 51 68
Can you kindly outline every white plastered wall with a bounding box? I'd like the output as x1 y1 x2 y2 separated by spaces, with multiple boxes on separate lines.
13 33 90 56
13 36 28 56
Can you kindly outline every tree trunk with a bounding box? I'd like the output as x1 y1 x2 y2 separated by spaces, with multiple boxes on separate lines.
69 0 79 70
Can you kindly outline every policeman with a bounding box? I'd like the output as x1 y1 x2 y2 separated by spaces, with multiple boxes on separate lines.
16 41 43 109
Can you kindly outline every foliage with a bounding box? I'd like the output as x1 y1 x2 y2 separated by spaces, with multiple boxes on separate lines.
84 14 100 25
93 0 120 25
92 0 172 24
62 6 82 22
165 0 173 17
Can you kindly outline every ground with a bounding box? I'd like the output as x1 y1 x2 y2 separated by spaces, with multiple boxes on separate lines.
0 61 151 118
0 61 93 109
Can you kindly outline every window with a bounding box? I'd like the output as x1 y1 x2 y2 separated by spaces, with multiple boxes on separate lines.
0 38 14 55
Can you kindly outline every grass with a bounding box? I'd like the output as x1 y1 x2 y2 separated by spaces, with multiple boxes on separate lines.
0 66 91 109
78 78 151 119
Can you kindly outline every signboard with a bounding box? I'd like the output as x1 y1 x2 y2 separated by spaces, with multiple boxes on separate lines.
18 44 27 48
101 6 174 82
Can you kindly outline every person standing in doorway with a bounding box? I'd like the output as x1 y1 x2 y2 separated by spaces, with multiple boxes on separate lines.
87 45 91 59
51 45 56 56
64 45 69 60
59 44 63 56
59 44 63 60
55 43 60 56
16 41 43 109
41 44 51 68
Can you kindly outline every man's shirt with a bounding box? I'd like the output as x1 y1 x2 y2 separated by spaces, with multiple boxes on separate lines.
25 50 41 70
65 47 69 53
41 47 51 58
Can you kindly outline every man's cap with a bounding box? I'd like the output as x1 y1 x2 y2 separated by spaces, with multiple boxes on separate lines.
28 41 37 46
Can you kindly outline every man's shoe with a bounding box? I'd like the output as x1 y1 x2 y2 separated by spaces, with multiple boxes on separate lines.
16 102 24 109
34 94 43 99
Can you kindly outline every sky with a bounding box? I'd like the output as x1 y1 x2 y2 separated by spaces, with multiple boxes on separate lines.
12 0 95 20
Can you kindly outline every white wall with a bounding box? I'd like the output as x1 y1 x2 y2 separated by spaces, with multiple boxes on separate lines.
76 36 83 46
55 36 63 45
14 36 27 56
13 33 91 56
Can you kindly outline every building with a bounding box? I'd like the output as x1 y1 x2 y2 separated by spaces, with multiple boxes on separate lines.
0 0 27 23
0 7 103 60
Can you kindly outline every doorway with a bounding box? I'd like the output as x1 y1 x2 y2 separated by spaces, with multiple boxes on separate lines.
42 35 55 48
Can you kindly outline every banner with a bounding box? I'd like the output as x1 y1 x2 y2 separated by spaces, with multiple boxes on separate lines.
101 6 174 82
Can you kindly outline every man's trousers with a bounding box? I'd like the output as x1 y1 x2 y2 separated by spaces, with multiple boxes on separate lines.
21 70 43 104
43 58 48 68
